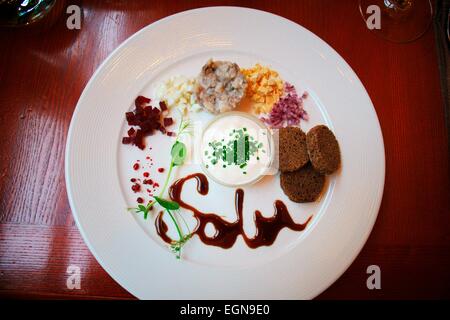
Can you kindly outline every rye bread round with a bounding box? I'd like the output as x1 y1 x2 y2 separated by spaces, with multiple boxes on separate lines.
306 125 341 175
278 127 309 172
280 163 325 203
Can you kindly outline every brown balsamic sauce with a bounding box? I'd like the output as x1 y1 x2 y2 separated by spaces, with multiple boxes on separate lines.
155 211 172 244
156 173 312 249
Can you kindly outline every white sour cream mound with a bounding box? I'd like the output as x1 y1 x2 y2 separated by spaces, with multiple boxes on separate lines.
155 75 202 114
201 114 272 186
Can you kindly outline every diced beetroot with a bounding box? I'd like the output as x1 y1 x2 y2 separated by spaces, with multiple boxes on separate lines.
136 142 145 150
127 127 135 136
135 95 150 107
159 126 167 134
123 97 172 149
125 112 136 124
139 121 151 132
134 129 145 150
163 117 173 127
135 105 145 116
159 101 168 111
123 137 135 144
150 108 160 118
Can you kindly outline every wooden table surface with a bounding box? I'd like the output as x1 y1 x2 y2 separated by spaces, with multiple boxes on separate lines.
0 0 449 300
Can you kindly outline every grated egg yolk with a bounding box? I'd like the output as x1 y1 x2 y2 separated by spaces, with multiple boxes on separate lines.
241 64 284 114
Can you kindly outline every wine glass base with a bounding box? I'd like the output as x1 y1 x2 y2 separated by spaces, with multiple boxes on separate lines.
359 0 433 43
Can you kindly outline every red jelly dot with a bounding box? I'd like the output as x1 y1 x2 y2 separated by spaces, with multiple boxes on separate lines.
143 179 153 185
130 178 136 183
143 172 150 178
131 183 141 192
157 168 164 173
137 197 144 204
153 182 160 188
133 163 140 170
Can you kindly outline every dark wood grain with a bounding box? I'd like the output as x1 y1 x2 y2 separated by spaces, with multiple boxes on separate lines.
0 0 449 299
0 224 132 299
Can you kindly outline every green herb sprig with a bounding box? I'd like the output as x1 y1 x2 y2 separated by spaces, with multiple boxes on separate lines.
129 115 192 259
205 127 264 173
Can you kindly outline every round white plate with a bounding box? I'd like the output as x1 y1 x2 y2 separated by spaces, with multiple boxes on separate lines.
66 7 385 299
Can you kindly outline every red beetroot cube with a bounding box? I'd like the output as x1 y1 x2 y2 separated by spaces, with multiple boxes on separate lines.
163 117 173 127
159 101 168 111
135 95 150 107
159 126 167 134
134 129 145 149
127 127 135 136
122 137 132 144
139 121 152 132
135 105 145 116
125 112 136 125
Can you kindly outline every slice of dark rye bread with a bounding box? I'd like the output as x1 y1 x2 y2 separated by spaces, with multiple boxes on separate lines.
306 125 341 175
278 127 309 172
280 163 325 203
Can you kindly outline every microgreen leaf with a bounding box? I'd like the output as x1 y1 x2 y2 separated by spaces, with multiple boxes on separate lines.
129 204 150 220
154 196 180 210
171 141 187 166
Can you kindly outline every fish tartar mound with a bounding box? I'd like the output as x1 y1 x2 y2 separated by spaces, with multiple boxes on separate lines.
196 59 247 114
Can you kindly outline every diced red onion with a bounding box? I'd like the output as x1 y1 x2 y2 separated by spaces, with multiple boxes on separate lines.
260 82 308 128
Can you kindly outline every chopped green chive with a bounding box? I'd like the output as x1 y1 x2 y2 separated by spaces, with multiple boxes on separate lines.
205 128 263 171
